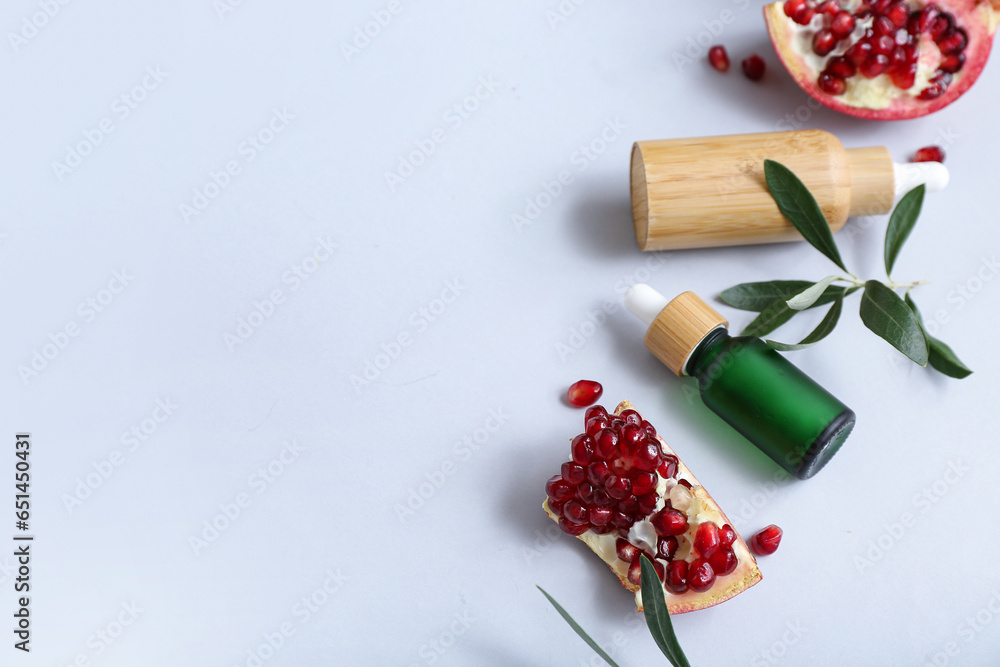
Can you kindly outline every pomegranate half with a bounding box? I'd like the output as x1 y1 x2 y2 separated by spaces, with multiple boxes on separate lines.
542 401 762 613
764 0 1000 119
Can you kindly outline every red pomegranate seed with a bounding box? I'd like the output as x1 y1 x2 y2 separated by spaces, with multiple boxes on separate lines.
546 475 574 502
585 416 610 436
928 13 953 40
589 506 612 527
561 462 586 485
665 560 688 593
658 455 678 479
816 0 840 18
916 5 939 33
627 556 664 585
742 54 766 81
872 0 891 13
591 488 613 507
584 405 608 422
818 73 846 95
594 428 619 460
633 441 661 472
845 40 872 65
619 409 641 426
872 34 895 55
571 434 595 465
750 524 784 555
586 460 611 486
937 28 968 54
826 56 856 78
890 62 917 89
575 482 595 504
650 508 688 536
918 74 950 99
889 45 906 68
610 510 633 528
694 522 721 558
637 493 658 515
620 424 645 454
616 538 639 561
657 536 679 561
548 497 566 516
618 495 640 515
872 15 895 36
559 517 589 535
567 380 603 407
830 11 856 39
630 471 658 495
708 45 730 72
563 499 588 524
677 479 692 489
860 54 890 78
719 524 736 547
639 420 657 437
687 558 716 592
783 0 808 19
913 146 945 163
708 546 739 576
939 53 965 73
885 2 910 28
591 522 615 535
605 475 631 500
813 30 837 56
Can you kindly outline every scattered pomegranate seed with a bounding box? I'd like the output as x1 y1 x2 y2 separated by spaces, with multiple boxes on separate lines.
567 380 603 407
750 524 784 556
912 146 945 163
708 45 730 72
741 54 766 81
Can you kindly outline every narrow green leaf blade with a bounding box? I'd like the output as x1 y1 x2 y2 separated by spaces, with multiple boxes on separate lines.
741 297 798 338
720 280 813 311
640 556 691 667
765 297 843 351
884 185 926 276
764 159 847 272
860 281 928 366
537 586 622 667
786 275 842 310
905 294 973 379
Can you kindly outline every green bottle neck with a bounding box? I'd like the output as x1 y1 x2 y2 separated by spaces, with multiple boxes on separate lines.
684 327 733 377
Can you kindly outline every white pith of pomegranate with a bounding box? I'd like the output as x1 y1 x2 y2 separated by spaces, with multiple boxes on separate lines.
764 0 1000 120
542 401 762 613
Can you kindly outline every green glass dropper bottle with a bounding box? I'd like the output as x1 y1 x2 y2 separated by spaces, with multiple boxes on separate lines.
625 284 855 480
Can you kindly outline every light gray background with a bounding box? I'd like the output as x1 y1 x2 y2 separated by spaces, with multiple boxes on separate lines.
3 1 998 665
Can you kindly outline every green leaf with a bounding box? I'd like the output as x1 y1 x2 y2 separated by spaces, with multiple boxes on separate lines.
640 556 691 667
721 281 858 312
859 281 928 366
720 280 814 311
905 295 973 379
786 275 842 310
764 159 847 272
537 586 622 667
765 297 843 351
741 297 798 338
884 185 925 277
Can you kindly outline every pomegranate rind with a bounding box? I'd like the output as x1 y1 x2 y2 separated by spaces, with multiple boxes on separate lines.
543 401 762 614
764 0 1000 120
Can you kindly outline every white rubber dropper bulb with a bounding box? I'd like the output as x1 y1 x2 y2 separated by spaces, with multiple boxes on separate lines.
893 161 949 198
625 283 669 326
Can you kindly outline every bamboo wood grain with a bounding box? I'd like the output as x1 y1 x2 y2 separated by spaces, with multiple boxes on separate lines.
631 130 895 251
644 292 728 376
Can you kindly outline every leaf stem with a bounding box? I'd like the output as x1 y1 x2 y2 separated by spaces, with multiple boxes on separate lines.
836 277 930 290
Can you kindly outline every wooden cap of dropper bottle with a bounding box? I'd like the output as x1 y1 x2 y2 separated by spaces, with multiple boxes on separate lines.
630 129 895 251
644 292 729 376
